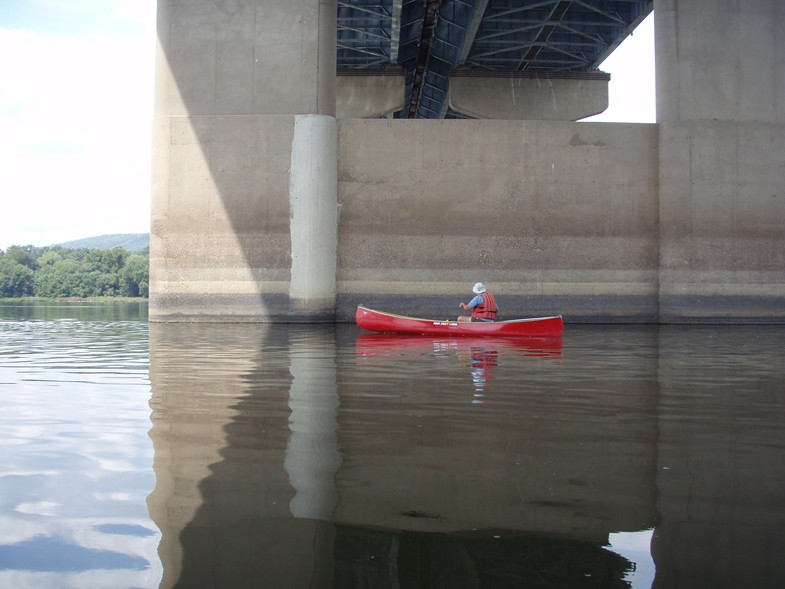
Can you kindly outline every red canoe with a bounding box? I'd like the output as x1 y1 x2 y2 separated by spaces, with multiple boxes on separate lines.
355 305 564 337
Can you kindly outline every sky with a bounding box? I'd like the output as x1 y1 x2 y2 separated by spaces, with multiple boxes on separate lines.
0 0 156 250
0 3 655 251
584 12 655 123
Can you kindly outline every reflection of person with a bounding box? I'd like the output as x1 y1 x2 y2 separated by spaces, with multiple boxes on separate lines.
458 282 498 322
470 348 498 397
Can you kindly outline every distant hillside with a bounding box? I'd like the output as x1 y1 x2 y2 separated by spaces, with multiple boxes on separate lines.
53 233 149 252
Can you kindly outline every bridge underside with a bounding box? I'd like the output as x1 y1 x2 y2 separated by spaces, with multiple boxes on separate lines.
150 0 785 323
337 0 651 119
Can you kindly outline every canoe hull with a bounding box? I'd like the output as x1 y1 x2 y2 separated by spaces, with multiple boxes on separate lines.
355 305 563 337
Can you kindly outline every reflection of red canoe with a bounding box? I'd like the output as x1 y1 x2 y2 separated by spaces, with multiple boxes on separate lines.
356 333 563 358
356 305 564 337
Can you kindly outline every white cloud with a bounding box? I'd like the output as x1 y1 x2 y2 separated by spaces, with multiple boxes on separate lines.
0 1 156 249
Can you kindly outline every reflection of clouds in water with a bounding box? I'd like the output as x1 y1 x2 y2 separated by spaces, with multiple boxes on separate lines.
606 529 655 589
14 501 60 516
0 569 158 589
96 459 139 472
93 492 133 501
0 316 159 586
0 515 47 544
0 515 161 588
0 426 50 445
74 521 161 562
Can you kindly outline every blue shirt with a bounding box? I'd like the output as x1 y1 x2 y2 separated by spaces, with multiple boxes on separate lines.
467 295 484 308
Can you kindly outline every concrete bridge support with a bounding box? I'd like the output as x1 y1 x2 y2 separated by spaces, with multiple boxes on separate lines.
151 0 338 321
655 0 785 322
447 70 610 121
150 0 785 323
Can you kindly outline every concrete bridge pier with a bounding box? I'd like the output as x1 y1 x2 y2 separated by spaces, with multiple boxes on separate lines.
150 0 338 321
655 0 785 322
150 0 784 323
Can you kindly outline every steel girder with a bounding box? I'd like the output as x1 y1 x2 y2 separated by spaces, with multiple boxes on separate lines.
337 0 653 118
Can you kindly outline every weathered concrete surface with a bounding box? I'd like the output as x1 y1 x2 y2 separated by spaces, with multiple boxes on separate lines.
658 120 785 322
151 0 337 321
655 0 785 123
656 0 785 322
289 115 338 315
150 0 785 323
336 70 405 119
448 72 609 121
337 119 659 322
154 0 335 117
150 114 297 321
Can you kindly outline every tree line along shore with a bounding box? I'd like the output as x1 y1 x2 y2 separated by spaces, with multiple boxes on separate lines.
0 245 148 299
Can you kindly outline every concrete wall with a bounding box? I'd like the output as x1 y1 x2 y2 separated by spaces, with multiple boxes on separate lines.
150 0 785 323
655 0 785 322
337 119 659 322
655 0 785 123
151 114 295 320
150 0 337 322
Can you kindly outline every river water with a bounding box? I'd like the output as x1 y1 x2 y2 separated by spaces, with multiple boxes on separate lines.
1 301 784 589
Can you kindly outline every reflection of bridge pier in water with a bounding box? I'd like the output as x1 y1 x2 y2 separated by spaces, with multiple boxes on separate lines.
652 327 785 588
147 324 341 588
147 324 655 587
146 324 785 587
285 334 341 520
345 330 657 542
283 332 342 584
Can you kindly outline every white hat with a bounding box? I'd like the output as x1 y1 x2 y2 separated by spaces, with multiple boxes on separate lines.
472 282 486 294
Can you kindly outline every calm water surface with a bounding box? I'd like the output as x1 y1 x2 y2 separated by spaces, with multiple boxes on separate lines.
1 302 784 588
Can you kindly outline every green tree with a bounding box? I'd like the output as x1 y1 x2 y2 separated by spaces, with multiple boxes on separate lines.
38 250 63 267
34 258 80 297
0 257 35 297
3 244 148 299
121 254 149 297
4 245 39 270
86 247 131 295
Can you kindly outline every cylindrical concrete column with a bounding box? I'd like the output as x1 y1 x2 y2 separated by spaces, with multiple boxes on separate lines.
289 115 338 316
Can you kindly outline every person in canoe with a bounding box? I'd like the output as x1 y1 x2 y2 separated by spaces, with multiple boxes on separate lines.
458 282 498 322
